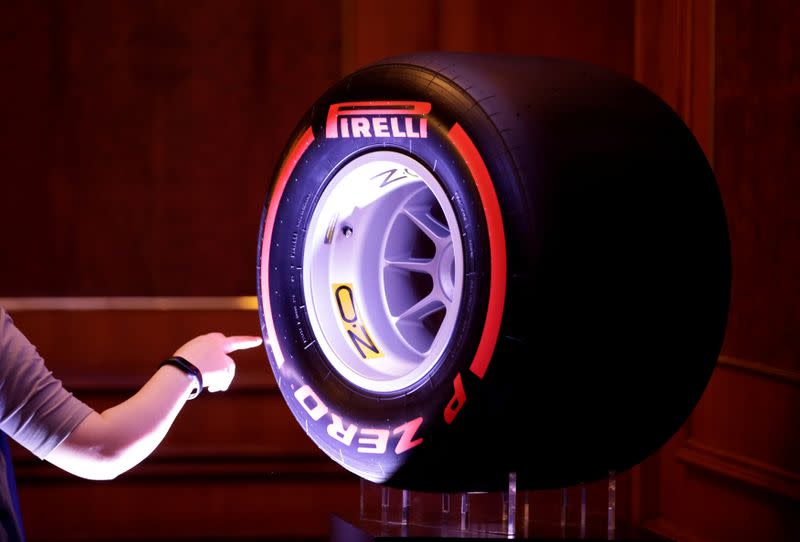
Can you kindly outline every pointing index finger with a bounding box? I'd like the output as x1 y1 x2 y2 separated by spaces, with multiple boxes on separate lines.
224 335 264 353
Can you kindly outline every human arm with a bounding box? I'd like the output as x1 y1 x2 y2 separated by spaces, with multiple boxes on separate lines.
44 333 262 480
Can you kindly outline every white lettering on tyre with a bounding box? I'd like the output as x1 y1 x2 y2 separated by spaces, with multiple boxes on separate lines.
293 384 424 456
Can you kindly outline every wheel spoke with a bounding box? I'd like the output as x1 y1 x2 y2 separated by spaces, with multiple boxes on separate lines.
394 293 445 324
404 206 450 243
384 256 435 273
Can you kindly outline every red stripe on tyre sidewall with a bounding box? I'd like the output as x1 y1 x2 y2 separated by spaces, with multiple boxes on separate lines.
260 126 315 369
448 123 507 379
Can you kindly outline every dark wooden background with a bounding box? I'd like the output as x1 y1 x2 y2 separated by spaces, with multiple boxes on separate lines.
0 1 797 540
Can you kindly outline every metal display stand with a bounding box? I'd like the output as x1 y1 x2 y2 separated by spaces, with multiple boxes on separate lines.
331 472 671 541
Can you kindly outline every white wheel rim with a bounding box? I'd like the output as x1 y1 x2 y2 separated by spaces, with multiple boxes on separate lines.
303 151 464 393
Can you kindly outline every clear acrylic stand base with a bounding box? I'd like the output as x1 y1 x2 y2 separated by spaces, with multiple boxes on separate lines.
332 471 672 540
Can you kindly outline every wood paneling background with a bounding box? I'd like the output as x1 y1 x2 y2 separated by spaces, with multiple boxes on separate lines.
0 0 341 296
0 0 797 540
632 1 800 541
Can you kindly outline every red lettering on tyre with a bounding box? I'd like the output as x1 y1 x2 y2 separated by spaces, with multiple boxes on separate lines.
326 101 431 139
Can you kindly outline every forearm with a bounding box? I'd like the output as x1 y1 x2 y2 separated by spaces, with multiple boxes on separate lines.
43 332 259 480
45 366 195 480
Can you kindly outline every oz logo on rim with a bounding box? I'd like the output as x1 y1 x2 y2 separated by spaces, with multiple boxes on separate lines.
332 283 384 360
303 151 465 394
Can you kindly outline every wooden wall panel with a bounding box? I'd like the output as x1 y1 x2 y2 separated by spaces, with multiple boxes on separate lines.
441 0 634 76
341 0 439 74
714 0 800 375
633 1 800 541
0 0 340 296
689 361 800 488
7 309 268 385
343 0 634 77
19 480 358 542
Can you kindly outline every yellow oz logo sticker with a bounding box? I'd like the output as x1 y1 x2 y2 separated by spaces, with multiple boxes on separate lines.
332 283 384 360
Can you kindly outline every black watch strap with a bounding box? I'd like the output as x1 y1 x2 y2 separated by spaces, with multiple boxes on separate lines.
160 356 203 400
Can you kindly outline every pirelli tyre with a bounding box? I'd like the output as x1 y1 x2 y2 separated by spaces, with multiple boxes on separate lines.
257 53 730 492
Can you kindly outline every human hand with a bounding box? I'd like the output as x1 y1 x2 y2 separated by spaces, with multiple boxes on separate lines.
173 333 263 392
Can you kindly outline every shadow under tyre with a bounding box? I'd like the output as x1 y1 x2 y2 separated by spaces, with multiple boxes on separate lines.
257 53 731 492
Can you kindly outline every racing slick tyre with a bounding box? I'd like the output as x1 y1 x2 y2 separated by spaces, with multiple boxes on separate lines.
257 53 731 492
